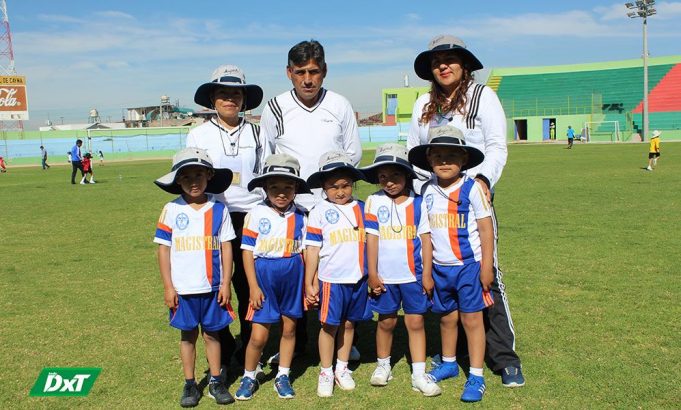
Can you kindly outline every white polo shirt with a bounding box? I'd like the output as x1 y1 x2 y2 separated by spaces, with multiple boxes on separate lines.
408 83 508 190
186 118 270 213
260 88 362 211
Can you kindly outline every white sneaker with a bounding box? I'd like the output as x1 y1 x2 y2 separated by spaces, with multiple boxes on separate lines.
317 371 334 397
255 362 265 381
335 368 356 391
370 363 393 386
412 373 442 397
267 351 298 366
349 345 361 362
646 166 653 171
89 179 96 183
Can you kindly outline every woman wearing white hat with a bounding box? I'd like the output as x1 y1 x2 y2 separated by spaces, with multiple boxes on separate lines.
187 65 272 367
407 35 524 388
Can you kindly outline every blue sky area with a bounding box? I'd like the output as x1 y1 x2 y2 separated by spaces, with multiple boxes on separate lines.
7 0 681 129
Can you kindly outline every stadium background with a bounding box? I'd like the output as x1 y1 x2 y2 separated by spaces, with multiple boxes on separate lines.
3 55 680 165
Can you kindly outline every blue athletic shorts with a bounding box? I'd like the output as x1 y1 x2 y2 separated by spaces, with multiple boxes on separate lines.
246 256 304 324
370 281 430 314
319 276 372 326
431 262 485 314
169 291 235 332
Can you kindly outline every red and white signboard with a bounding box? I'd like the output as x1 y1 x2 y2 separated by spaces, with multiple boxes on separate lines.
0 76 29 120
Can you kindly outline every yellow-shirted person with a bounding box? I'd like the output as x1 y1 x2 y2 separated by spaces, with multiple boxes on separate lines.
646 130 661 171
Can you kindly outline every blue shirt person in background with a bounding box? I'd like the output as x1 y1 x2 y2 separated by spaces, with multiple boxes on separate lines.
566 126 575 149
70 139 85 184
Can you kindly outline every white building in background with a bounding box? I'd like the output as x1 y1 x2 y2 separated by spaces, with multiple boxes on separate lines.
39 122 126 131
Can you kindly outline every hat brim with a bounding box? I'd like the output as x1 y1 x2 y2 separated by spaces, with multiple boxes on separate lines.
360 158 417 184
307 166 366 189
154 167 233 195
194 83 264 111
414 47 483 81
247 173 312 194
408 143 484 173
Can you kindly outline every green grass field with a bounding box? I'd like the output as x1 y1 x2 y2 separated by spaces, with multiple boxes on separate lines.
2 143 680 409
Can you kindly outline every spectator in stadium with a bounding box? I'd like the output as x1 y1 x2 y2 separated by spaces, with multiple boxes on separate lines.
98 150 105 166
408 34 525 388
566 125 575 149
646 129 661 171
187 64 269 367
259 39 363 362
70 139 85 185
40 146 50 170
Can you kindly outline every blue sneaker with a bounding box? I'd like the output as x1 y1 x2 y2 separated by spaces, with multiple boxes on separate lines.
501 366 525 388
274 374 295 399
428 361 459 382
235 376 258 401
460 375 486 402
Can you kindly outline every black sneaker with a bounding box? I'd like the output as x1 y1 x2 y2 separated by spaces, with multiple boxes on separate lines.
180 382 201 408
208 380 235 405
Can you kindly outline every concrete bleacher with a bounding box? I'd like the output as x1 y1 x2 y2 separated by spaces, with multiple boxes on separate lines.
489 56 681 140
496 65 674 117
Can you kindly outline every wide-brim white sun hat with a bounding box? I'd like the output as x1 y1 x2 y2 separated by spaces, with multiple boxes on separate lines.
414 34 483 81
307 151 366 189
247 153 311 194
408 125 484 172
194 65 263 111
652 130 661 138
360 143 417 184
155 147 232 195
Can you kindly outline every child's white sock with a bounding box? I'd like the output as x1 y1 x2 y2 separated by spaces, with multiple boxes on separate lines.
377 356 390 367
277 367 290 378
470 367 484 377
320 366 333 376
412 362 426 377
442 355 456 363
243 369 256 379
335 359 348 373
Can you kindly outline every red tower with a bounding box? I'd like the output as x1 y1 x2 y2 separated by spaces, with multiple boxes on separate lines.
0 0 23 131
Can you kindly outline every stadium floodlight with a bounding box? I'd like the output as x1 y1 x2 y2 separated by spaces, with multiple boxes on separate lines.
625 0 657 141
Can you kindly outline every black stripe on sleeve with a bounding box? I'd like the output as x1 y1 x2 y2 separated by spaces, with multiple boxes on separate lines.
268 98 284 137
466 84 484 129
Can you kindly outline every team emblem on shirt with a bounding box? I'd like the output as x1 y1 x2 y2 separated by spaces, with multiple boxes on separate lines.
325 209 340 224
176 213 189 230
425 194 434 211
258 218 272 234
377 205 390 223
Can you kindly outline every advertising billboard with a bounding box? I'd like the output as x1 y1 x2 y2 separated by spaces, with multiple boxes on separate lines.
0 75 29 120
